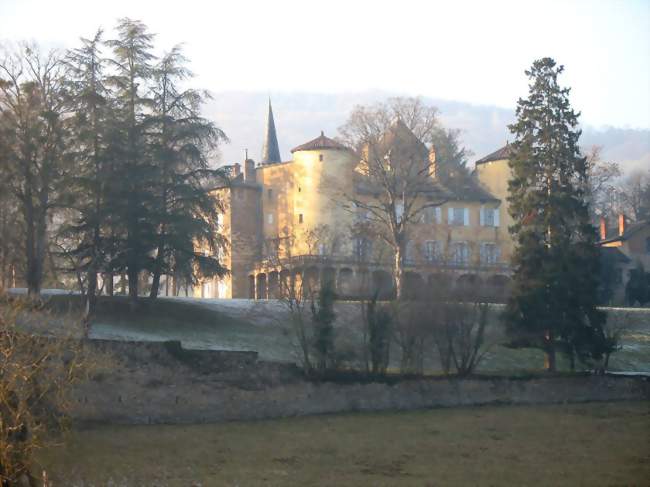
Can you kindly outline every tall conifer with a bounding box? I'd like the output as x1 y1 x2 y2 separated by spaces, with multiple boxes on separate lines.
504 58 605 371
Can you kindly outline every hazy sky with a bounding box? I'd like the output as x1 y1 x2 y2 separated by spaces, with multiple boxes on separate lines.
1 0 649 129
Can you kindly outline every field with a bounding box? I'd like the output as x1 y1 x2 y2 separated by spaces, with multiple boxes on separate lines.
31 293 650 373
37 401 650 486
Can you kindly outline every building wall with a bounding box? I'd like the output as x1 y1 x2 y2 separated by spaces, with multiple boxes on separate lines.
213 143 518 298
474 158 515 263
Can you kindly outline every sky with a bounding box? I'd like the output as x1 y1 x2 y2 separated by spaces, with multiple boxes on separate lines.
1 0 649 129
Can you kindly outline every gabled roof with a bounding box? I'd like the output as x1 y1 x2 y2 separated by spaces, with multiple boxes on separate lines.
475 144 512 165
599 220 650 245
291 131 350 153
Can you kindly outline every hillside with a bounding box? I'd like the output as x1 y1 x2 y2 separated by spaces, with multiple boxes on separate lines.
204 91 650 174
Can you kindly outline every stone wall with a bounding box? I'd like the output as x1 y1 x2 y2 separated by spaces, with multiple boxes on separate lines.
72 339 650 425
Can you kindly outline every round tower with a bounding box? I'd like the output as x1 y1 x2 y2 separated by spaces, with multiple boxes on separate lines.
290 131 356 254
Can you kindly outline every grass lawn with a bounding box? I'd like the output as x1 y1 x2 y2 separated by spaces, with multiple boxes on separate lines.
34 294 650 373
37 401 649 486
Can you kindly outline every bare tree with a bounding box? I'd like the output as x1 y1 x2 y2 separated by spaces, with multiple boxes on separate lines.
618 169 650 222
331 99 449 299
584 145 621 222
0 295 93 486
0 44 71 299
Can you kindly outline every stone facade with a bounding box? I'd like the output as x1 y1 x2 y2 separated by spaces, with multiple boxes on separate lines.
195 104 517 299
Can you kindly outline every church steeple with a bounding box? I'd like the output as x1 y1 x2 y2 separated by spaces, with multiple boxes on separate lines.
261 98 282 164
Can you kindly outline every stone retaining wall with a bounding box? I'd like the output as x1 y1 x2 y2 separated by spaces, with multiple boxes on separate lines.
72 339 650 425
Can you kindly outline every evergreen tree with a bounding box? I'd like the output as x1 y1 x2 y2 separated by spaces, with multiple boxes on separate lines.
105 18 158 308
63 29 112 314
147 46 228 299
504 58 605 372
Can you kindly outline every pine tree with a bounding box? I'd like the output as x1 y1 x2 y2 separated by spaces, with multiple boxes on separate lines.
147 46 228 299
105 18 158 308
63 29 112 314
504 58 605 372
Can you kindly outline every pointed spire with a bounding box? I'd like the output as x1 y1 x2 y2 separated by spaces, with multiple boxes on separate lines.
261 98 281 164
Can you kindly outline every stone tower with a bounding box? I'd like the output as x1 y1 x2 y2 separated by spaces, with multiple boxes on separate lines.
261 99 282 164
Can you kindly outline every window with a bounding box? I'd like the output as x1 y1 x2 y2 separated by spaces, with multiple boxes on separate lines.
267 213 274 224
318 243 326 255
424 240 441 262
450 242 470 265
356 208 370 223
422 207 442 225
646 237 650 254
395 202 404 222
354 238 372 261
319 154 323 162
267 188 273 200
405 241 415 264
448 207 469 226
298 213 304 224
298 186 302 193
480 242 500 264
480 207 500 227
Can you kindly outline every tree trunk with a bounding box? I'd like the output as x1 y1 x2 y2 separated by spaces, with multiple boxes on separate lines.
149 245 164 299
394 243 404 301
127 267 138 311
544 330 556 372
105 273 114 296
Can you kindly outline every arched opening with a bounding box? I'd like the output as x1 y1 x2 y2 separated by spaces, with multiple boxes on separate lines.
248 275 255 299
337 268 354 297
292 268 304 298
321 267 336 291
404 271 425 300
256 273 267 300
304 266 320 297
456 274 482 298
372 270 394 300
268 271 280 299
486 274 511 302
279 269 291 298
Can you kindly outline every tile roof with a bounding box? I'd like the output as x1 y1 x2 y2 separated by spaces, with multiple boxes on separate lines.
599 220 650 244
475 144 512 165
291 131 350 153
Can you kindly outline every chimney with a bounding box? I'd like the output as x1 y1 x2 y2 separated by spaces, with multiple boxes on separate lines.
618 214 626 236
233 163 241 177
244 158 256 183
599 216 607 240
428 145 437 179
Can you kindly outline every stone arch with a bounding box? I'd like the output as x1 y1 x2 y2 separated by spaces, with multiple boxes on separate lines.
268 271 280 299
404 271 425 300
372 270 394 300
456 274 482 297
337 268 354 297
321 267 337 290
486 274 511 302
292 268 304 297
256 273 267 300
248 275 255 299
304 266 320 296
279 269 291 298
